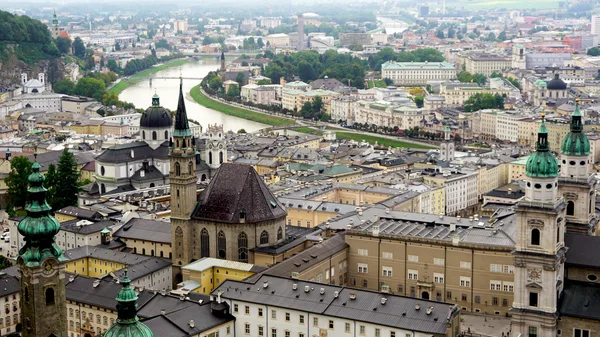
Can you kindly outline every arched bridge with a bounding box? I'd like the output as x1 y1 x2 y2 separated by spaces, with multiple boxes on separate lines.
148 76 204 85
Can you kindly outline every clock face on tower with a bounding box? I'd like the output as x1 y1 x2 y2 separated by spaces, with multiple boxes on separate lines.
527 268 542 282
42 259 55 275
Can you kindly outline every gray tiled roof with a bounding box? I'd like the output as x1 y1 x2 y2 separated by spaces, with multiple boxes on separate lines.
95 141 169 163
114 218 172 244
214 275 458 335
559 281 600 320
192 163 287 223
60 219 116 235
0 273 20 297
66 274 155 311
56 206 103 221
565 233 600 268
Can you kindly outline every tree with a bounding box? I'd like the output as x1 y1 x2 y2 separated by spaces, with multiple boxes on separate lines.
53 149 80 210
457 71 474 83
588 47 600 56
73 37 85 58
257 37 264 48
115 42 121 51
473 73 487 85
209 77 223 91
226 84 240 97
53 78 75 95
447 27 456 39
298 60 316 82
300 101 314 118
498 31 507 41
383 78 394 86
312 96 323 114
156 39 171 50
235 72 246 87
238 129 247 134
107 59 120 73
74 77 106 101
414 96 424 108
55 37 71 54
5 156 32 209
0 256 11 270
435 29 445 39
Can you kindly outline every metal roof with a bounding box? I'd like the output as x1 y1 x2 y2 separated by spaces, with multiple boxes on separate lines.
182 257 257 273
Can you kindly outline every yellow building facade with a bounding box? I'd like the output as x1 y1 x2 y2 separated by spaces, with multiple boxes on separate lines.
181 258 258 294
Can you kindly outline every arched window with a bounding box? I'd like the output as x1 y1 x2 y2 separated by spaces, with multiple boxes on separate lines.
201 174 207 181
149 183 155 188
218 231 226 259
164 130 169 139
175 162 181 176
24 287 29 302
260 230 269 245
45 288 55 305
531 228 541 246
238 232 248 262
219 151 224 164
567 201 575 216
188 161 193 175
142 131 145 139
100 166 105 176
142 248 146 255
200 228 210 258
175 226 184 260
277 227 283 241
152 131 157 140
209 152 213 165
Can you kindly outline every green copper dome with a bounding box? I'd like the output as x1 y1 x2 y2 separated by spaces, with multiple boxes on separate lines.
104 270 154 337
560 102 590 156
17 160 66 266
526 116 559 178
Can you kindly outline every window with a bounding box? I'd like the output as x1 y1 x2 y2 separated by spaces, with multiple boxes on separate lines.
238 232 249 262
359 325 365 335
493 297 499 305
447 291 452 299
258 326 264 336
358 249 368 256
390 332 395 337
358 263 368 273
328 320 334 329
362 279 368 288
218 231 226 259
408 270 418 280
345 323 351 333
258 308 263 317
299 315 304 324
490 264 502 272
271 310 277 319
433 258 445 265
285 312 290 322
299 334 304 337
460 277 471 288
490 280 502 291
382 252 393 259
460 261 471 269
234 304 239 313
227 326 231 334
277 227 283 241
574 329 590 337
461 293 468 301
245 324 250 335
175 162 181 176
531 228 540 246
529 292 539 307
45 288 54 305
285 331 290 337
260 231 269 245
382 267 393 277
408 255 419 262
245 306 250 314
200 228 210 258
434 273 444 284
528 326 537 337
503 298 509 306
313 317 318 326
475 296 480 304
504 265 514 274
567 201 575 216
503 282 514 292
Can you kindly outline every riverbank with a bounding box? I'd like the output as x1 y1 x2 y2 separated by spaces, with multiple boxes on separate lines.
189 85 295 127
108 58 193 96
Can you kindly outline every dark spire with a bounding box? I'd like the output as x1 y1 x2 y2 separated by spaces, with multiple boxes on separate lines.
221 51 225 61
536 113 549 152
173 77 191 137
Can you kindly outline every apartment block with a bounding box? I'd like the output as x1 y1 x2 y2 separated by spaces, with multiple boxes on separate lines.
382 61 456 86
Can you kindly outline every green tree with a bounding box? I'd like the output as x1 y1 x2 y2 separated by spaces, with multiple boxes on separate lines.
107 59 120 73
415 95 424 108
75 77 106 101
115 42 121 51
257 37 264 48
435 29 445 39
226 84 240 97
209 77 223 91
588 47 600 56
156 39 171 50
5 156 32 209
0 256 11 270
498 31 507 41
298 60 316 82
235 72 246 87
53 78 75 95
473 73 487 85
55 37 71 54
45 163 58 209
53 149 80 210
457 71 474 83
73 37 85 58
383 78 394 86
312 96 323 114
300 101 314 118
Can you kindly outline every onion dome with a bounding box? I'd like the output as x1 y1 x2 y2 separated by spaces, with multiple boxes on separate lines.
547 73 567 90
140 93 172 128
104 269 154 337
17 159 65 266
526 114 559 178
561 100 590 156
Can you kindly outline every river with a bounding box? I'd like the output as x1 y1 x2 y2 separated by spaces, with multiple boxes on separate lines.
377 16 409 35
119 59 268 133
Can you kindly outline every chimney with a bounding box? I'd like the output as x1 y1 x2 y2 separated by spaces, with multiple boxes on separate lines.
189 320 195 328
508 188 512 195
334 291 339 298
293 283 298 290
381 298 387 305
5 149 11 161
217 290 222 303
304 285 310 293
131 149 134 158
372 224 380 237
161 309 166 315
93 280 100 288
415 304 420 310
319 288 325 295
426 306 433 315
263 280 269 289
450 223 456 232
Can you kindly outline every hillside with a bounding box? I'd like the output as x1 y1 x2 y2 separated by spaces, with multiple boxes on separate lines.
0 10 60 64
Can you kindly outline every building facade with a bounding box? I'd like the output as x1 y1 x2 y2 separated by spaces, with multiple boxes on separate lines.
382 61 456 86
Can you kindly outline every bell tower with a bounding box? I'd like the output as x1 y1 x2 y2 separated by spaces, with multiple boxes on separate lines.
52 9 59 39
511 115 566 337
439 124 454 162
558 100 596 234
18 158 68 337
170 77 197 266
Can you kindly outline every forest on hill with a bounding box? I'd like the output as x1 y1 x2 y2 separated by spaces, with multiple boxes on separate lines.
0 10 60 64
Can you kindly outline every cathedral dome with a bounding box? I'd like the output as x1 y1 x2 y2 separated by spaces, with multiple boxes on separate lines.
140 94 172 128
547 73 567 90
526 117 559 178
561 102 590 156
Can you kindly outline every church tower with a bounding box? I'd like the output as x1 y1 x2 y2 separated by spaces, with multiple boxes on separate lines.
220 51 225 72
52 9 59 39
512 44 526 69
559 100 596 234
170 78 197 266
18 159 68 337
439 125 454 162
104 270 154 337
511 115 566 337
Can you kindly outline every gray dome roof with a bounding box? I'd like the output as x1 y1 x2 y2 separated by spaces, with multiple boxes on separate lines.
140 94 172 128
547 73 567 90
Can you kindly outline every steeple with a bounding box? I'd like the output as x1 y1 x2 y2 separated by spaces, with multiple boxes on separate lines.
525 114 558 179
52 9 58 26
104 270 154 337
220 51 226 71
560 99 589 156
174 77 191 137
18 159 66 265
